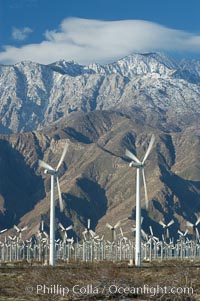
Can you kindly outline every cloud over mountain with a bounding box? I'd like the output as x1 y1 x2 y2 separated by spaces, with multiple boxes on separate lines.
0 18 200 65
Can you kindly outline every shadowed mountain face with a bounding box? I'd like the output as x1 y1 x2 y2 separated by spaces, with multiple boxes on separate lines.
0 134 46 229
0 110 199 240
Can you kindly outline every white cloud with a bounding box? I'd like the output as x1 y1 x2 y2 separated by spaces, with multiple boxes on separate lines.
11 27 33 41
1 18 200 65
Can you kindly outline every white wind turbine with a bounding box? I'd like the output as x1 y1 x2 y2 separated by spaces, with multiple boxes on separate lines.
82 219 96 241
159 219 174 241
39 142 68 266
14 225 28 240
178 229 188 240
37 219 48 240
59 222 73 242
187 217 200 241
125 134 155 267
106 221 121 242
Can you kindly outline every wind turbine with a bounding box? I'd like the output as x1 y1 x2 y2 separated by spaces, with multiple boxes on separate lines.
82 219 96 241
187 217 200 241
37 219 48 240
59 222 73 242
125 134 155 267
178 229 188 240
14 225 28 240
106 221 121 242
39 141 68 266
159 219 174 241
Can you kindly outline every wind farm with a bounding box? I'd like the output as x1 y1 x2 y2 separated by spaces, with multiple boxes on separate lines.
0 51 199 300
0 131 199 267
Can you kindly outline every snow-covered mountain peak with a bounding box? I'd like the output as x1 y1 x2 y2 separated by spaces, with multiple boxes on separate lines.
49 59 96 77
49 52 179 78
0 52 200 134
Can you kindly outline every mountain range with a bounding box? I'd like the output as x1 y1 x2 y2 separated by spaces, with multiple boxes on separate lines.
1 52 200 134
0 52 200 240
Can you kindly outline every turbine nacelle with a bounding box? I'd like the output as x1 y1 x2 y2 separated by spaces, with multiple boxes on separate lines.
129 161 144 168
44 169 57 176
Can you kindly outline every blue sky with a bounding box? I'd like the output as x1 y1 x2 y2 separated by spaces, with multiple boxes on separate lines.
0 0 200 64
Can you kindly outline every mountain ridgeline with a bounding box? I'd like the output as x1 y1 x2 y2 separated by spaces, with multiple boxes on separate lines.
0 52 200 134
0 52 200 240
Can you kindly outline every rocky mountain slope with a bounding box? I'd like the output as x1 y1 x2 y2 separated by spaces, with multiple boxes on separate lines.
0 52 200 240
0 110 199 240
0 52 200 134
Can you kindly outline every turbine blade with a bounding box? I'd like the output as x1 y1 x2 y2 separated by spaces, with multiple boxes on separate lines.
178 230 183 236
39 160 54 171
141 229 147 240
0 229 7 234
142 168 148 209
56 142 68 171
186 221 193 227
106 223 113 230
114 220 121 229
153 236 159 241
125 149 141 164
184 229 188 236
87 219 91 229
167 219 174 227
14 225 19 232
41 220 44 232
21 226 28 231
141 216 144 225
58 222 65 231
66 225 73 231
142 134 155 164
159 220 166 228
89 230 96 237
149 226 153 236
196 228 200 240
195 217 200 226
44 231 48 238
57 177 64 212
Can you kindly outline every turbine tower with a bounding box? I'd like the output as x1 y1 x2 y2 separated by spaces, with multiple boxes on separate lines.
125 134 155 267
39 141 68 266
